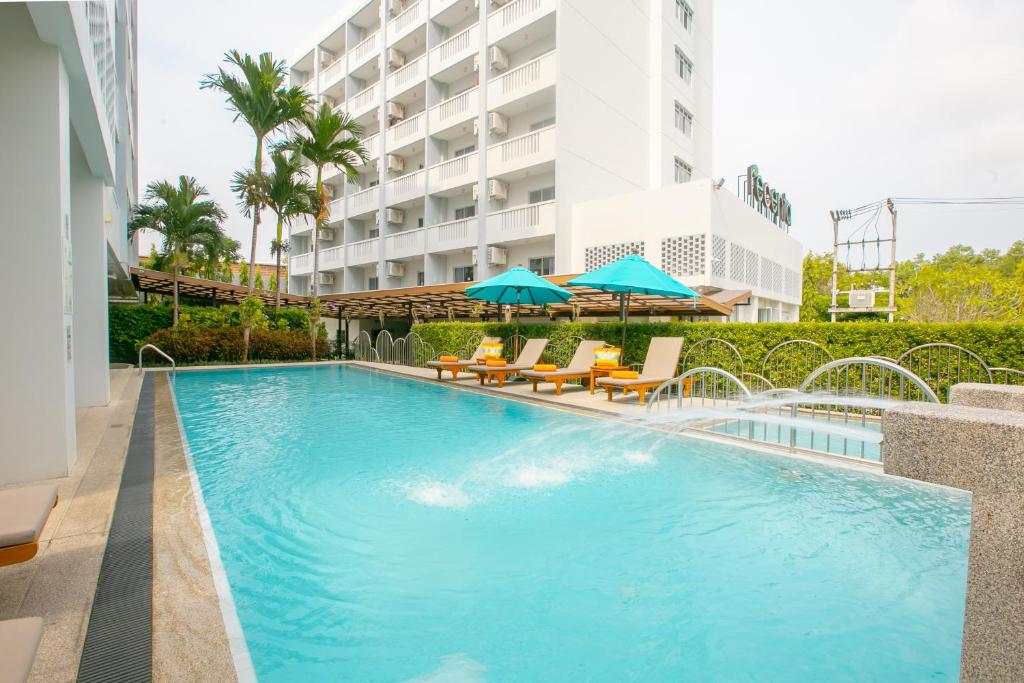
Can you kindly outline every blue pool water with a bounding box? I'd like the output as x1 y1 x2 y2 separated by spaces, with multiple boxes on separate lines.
712 415 883 460
172 365 971 682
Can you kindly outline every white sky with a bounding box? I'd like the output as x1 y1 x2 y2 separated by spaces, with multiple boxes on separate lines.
137 0 1024 263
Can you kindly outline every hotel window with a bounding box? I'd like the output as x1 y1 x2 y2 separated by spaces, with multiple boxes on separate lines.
454 265 474 282
529 256 555 276
453 144 475 157
418 217 424 228
674 157 693 184
368 179 379 187
529 186 556 203
368 227 380 238
675 47 693 84
530 117 556 131
454 205 476 220
417 271 425 286
368 276 379 291
675 0 693 31
674 102 693 136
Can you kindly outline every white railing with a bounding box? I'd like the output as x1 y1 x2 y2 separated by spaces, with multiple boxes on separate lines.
489 0 554 40
387 111 425 148
320 244 345 269
487 125 556 175
348 83 378 116
327 197 345 218
347 238 379 264
489 50 556 108
300 76 315 92
388 54 425 94
385 227 426 258
428 152 477 193
487 200 555 242
386 169 426 204
319 59 344 88
428 87 477 131
431 23 478 70
349 186 379 215
391 1 423 36
427 217 476 251
350 31 379 66
291 252 313 274
138 344 175 375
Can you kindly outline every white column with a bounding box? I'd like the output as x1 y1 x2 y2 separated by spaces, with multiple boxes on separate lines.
0 4 77 483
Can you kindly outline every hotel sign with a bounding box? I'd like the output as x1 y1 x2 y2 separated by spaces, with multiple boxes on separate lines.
746 164 792 228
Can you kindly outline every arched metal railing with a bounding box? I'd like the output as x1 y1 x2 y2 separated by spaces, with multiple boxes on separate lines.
897 343 992 402
990 367 1024 386
761 339 834 389
352 330 377 362
741 372 776 394
800 356 939 403
646 367 753 413
502 334 527 362
681 337 744 377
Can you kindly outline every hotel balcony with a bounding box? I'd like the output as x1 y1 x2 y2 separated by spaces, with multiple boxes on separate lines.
488 0 557 46
426 216 477 253
347 82 379 121
356 132 381 165
349 30 380 74
385 227 426 260
347 237 380 266
348 185 380 218
429 23 478 81
486 124 556 178
386 169 426 206
325 197 345 226
388 1 425 46
486 200 556 245
488 50 556 112
386 110 425 154
290 252 312 276
386 54 425 99
319 58 345 92
430 0 466 20
428 87 477 138
427 152 477 195
319 244 346 272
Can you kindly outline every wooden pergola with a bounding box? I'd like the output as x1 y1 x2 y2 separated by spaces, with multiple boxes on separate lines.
130 267 751 321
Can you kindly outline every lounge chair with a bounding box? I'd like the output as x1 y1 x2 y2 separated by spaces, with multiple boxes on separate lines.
0 617 44 683
520 340 606 395
467 338 549 388
0 484 58 567
595 337 684 403
426 336 502 380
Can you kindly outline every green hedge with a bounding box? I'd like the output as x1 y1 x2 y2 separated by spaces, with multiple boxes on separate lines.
142 327 328 364
411 321 1024 370
109 304 310 363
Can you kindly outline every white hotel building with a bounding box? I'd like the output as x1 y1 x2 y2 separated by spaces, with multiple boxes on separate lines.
288 0 801 321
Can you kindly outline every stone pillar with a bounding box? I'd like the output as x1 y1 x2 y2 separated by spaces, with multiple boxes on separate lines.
883 399 1024 681
951 383 1024 413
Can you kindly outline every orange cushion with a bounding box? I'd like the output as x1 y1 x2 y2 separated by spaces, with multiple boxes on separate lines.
610 370 639 379
439 355 459 362
595 359 618 368
485 360 507 367
532 364 557 372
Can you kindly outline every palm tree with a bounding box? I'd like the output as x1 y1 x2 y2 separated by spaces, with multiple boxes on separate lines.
270 238 291 305
201 51 309 292
264 150 312 310
282 104 367 360
129 177 227 326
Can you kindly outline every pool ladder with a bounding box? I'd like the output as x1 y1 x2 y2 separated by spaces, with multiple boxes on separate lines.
138 344 176 375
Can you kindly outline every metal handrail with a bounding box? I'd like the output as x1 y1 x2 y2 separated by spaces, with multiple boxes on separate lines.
138 344 175 374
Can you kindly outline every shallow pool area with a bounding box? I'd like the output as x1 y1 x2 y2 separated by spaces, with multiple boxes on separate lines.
172 365 971 682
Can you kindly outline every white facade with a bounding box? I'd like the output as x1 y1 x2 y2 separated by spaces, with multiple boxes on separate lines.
287 0 713 297
571 180 804 322
0 1 138 484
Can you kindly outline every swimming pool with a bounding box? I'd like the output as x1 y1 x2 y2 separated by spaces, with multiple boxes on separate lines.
172 365 970 682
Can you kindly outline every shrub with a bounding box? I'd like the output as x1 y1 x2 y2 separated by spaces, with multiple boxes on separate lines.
110 304 173 363
141 327 328 364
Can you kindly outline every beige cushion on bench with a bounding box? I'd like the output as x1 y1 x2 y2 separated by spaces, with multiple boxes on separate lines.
0 484 58 547
0 617 44 683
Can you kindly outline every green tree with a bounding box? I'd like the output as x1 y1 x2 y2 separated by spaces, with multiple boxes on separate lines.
220 260 234 284
800 251 834 322
239 262 249 287
254 271 265 291
264 150 312 311
128 176 227 326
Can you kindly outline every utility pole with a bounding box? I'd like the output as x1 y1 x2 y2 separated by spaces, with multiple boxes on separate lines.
829 211 840 323
886 198 897 323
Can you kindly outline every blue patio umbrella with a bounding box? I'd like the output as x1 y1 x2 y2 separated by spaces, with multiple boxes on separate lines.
466 267 573 354
567 254 699 362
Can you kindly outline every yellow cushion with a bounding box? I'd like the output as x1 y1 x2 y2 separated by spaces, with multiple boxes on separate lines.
481 341 504 359
610 370 639 379
485 359 507 367
595 359 618 368
532 364 557 372
439 355 459 362
594 346 621 364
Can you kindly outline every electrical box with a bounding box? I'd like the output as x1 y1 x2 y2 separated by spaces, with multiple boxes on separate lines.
849 290 876 308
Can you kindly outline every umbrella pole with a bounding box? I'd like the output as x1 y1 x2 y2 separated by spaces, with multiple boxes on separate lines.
620 291 631 365
515 293 521 358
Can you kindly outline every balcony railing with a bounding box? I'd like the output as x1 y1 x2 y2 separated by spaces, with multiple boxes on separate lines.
430 23 478 75
348 83 379 119
428 87 477 133
385 227 426 259
291 252 312 275
319 59 344 90
486 125 556 177
350 31 379 68
386 169 426 205
427 217 476 252
390 1 424 41
488 50 556 110
349 186 379 216
487 200 556 244
387 54 425 96
488 0 557 44
347 237 380 265
427 152 477 194
357 132 381 164
386 111 425 151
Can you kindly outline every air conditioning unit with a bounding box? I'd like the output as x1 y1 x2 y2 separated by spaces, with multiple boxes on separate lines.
490 46 510 72
386 100 405 124
318 272 336 285
375 208 405 225
386 261 406 278
387 48 406 70
487 112 508 136
487 246 508 266
317 228 335 241
488 179 508 201
386 154 405 173
849 290 876 308
472 182 479 201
